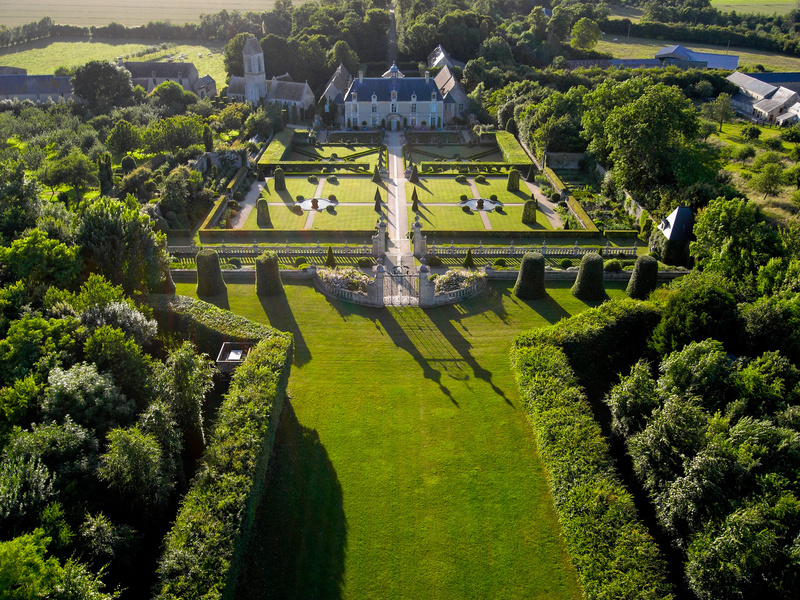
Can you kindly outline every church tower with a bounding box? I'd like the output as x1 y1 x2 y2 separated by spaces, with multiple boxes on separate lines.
243 35 267 104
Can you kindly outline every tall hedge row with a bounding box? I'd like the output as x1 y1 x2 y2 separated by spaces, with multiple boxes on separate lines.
156 334 292 600
511 302 672 600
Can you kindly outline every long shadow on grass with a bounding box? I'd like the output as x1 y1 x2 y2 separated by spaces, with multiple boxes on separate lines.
499 284 571 325
236 400 346 600
259 288 312 367
377 309 459 406
198 291 230 311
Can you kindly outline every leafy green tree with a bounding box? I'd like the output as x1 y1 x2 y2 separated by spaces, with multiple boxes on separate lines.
741 123 762 142
202 124 213 152
479 36 514 64
142 115 203 153
691 197 782 282
148 81 197 114
99 426 172 515
752 162 785 198
223 32 252 78
326 40 360 74
71 60 133 111
76 196 170 296
42 362 134 435
97 152 113 196
700 93 734 132
0 229 82 290
156 342 214 465
39 149 98 198
570 17 601 51
105 119 142 155
0 159 41 244
116 166 156 203
606 360 659 439
732 144 756 163
0 315 81 387
0 455 54 536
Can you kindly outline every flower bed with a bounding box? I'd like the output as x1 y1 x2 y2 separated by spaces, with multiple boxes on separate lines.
318 267 373 293
432 269 485 294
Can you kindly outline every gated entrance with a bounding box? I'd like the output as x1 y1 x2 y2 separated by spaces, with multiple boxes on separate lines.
384 265 419 307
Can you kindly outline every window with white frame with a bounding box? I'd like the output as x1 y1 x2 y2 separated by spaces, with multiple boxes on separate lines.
411 103 416 113
391 103 397 113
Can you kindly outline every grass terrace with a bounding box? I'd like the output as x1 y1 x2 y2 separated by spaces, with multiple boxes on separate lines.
243 204 308 230
406 179 473 204
410 205 490 231
263 177 320 205
474 178 533 204
312 206 382 230
407 145 503 164
322 177 386 203
175 279 631 599
486 206 553 231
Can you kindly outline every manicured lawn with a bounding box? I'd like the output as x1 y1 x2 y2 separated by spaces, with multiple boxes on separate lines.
242 204 308 230
409 205 487 231
409 145 502 162
322 177 386 203
177 280 630 599
0 36 226 82
487 206 553 231
475 177 533 204
312 205 381 230
407 178 473 204
596 35 800 71
263 177 320 204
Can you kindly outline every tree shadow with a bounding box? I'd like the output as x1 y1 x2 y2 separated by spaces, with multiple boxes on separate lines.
258 289 312 367
197 290 230 311
376 309 459 406
236 400 346 600
414 180 431 193
277 190 296 207
499 284 571 325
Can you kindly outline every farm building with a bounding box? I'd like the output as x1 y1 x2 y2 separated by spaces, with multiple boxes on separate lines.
319 63 352 123
655 45 739 70
427 45 465 70
0 74 74 103
227 35 315 117
122 60 217 98
727 71 800 122
434 64 470 124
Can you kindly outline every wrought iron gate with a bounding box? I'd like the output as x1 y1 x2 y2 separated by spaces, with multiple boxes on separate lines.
384 265 419 307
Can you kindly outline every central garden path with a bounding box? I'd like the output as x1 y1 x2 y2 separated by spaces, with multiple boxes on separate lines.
177 281 630 599
230 179 265 229
386 131 411 256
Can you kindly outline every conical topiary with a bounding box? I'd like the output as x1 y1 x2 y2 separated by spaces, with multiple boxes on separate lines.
463 248 475 268
374 188 382 213
571 253 607 301
411 187 419 212
196 249 227 296
513 252 545 299
273 167 286 191
256 250 283 296
521 199 538 225
627 255 658 300
372 166 382 184
525 164 537 182
409 164 420 183
326 245 337 268
507 169 520 192
256 198 271 227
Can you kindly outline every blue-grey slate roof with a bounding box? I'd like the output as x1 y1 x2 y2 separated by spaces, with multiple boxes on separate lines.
749 72 800 84
0 75 72 97
659 206 694 241
345 77 443 102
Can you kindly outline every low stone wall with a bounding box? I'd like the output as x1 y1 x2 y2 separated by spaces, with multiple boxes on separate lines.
545 152 585 169
170 268 312 283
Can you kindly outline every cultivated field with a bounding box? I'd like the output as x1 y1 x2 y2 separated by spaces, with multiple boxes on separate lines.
596 35 800 71
176 279 632 599
0 0 289 27
0 36 226 82
710 0 797 15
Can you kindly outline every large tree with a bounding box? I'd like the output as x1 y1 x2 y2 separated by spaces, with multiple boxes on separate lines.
570 17 601 51
71 61 133 111
0 159 40 245
223 32 252 78
700 92 735 132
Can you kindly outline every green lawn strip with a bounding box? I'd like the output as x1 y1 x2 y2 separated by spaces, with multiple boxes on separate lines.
408 178 474 204
409 145 502 162
474 177 533 204
311 205 381 230
175 280 629 599
262 177 319 203
0 37 226 82
596 35 800 71
242 204 307 230
486 206 553 231
322 177 384 203
409 205 487 231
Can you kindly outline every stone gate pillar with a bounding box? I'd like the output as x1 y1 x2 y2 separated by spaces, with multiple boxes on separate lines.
418 263 435 308
372 218 387 257
373 261 385 306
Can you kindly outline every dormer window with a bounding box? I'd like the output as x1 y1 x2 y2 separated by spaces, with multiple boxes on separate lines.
411 93 417 102
431 92 436 101
372 93 377 102
391 90 397 101
352 92 357 102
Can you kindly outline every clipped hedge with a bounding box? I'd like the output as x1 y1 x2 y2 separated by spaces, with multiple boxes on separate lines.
602 229 639 239
627 255 658 300
256 198 271 228
422 228 601 240
156 334 292 600
513 252 545 299
420 161 510 173
257 129 294 166
146 295 281 355
495 131 532 165
572 253 606 301
225 167 248 197
255 250 282 296
511 302 671 600
544 167 599 233
196 249 227 297
201 195 230 230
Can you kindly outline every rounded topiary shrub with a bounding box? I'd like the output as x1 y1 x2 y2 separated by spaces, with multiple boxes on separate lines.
551 192 561 204
603 259 622 272
228 257 242 269
507 169 520 192
257 198 271 227
521 199 538 225
455 174 467 184
571 253 607 301
121 155 137 174
493 257 507 268
475 174 486 184
294 256 309 267
307 175 318 184
196 249 227 296
559 258 572 270
357 257 374 268
426 254 442 267
513 252 545 299
273 167 286 191
256 250 283 296
627 255 658 300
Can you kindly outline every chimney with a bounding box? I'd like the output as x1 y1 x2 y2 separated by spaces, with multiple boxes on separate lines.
358 70 364 84
425 70 430 84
